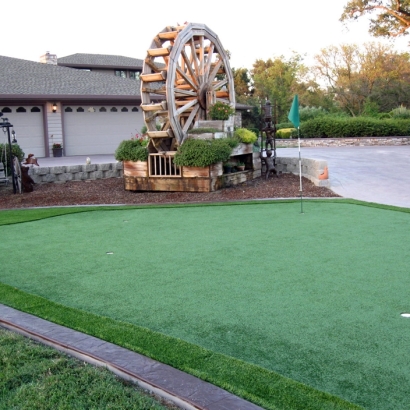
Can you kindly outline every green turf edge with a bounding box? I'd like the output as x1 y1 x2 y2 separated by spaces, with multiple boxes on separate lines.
0 283 362 410
0 198 409 227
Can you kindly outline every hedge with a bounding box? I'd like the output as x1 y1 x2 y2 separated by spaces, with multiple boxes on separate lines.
300 117 410 138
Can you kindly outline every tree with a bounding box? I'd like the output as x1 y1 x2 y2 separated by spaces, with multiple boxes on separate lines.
340 1 410 38
232 68 254 103
251 54 303 122
314 42 410 115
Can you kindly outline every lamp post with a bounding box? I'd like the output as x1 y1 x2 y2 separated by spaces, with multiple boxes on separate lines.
0 113 17 193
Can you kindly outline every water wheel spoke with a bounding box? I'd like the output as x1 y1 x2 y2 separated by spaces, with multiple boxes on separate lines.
182 105 200 133
188 38 200 79
180 49 199 87
203 43 215 81
211 78 228 91
175 98 198 116
175 66 198 91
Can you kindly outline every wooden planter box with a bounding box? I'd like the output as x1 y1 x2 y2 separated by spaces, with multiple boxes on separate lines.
123 160 148 177
182 163 223 178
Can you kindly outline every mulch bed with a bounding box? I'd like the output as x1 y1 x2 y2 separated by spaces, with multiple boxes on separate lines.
0 173 339 210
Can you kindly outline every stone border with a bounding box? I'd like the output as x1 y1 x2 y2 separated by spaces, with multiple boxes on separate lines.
276 157 329 187
26 157 329 188
276 136 410 148
28 162 123 184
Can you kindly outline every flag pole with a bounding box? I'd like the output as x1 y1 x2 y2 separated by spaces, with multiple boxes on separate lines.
297 126 303 214
287 95 303 214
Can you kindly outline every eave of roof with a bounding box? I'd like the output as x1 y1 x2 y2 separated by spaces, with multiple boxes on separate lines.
57 53 144 70
0 55 143 100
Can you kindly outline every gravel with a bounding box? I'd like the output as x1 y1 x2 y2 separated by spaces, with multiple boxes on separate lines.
0 174 340 210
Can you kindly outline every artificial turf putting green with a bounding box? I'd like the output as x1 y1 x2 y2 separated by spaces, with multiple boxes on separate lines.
1 200 409 409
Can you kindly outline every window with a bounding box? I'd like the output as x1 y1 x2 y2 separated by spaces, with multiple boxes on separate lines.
31 107 41 112
132 107 139 112
129 71 140 80
110 107 118 112
65 107 73 112
77 107 84 112
16 107 26 112
87 107 96 112
1 107 11 113
121 107 128 112
115 70 126 78
99 107 107 112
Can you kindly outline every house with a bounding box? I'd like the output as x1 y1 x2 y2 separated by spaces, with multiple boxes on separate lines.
0 52 246 158
0 52 147 158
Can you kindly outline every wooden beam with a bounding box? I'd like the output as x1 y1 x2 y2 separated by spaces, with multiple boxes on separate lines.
176 66 197 90
147 46 172 57
176 99 198 115
140 71 167 82
147 129 174 138
158 31 179 40
141 86 166 95
215 90 229 98
144 58 166 73
141 101 167 111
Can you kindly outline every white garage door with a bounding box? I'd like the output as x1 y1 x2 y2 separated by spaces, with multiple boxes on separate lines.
0 106 45 157
63 105 145 156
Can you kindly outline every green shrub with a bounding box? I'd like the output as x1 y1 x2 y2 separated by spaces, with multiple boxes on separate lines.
208 101 235 121
173 137 239 167
247 127 260 136
0 143 25 174
390 105 410 119
276 122 294 130
140 124 161 134
299 106 327 121
114 138 149 162
233 128 258 144
300 117 410 138
276 128 296 139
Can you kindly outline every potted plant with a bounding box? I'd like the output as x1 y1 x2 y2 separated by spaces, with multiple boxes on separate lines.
52 143 63 157
236 161 245 171
208 101 235 121
223 161 235 174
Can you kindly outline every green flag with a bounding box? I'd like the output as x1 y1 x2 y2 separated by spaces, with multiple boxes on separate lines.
288 95 300 128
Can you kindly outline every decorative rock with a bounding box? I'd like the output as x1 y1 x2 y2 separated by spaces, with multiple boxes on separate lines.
50 166 65 175
43 173 57 183
66 165 82 173
97 163 111 171
58 173 73 182
32 167 50 176
74 172 89 180
89 171 103 180
82 164 97 172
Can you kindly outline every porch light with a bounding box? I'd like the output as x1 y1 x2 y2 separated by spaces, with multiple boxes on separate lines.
11 130 17 144
52 103 57 113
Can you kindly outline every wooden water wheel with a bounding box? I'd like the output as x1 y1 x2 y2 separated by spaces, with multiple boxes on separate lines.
140 23 235 153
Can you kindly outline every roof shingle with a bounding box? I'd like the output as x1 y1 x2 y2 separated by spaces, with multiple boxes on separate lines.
0 55 141 99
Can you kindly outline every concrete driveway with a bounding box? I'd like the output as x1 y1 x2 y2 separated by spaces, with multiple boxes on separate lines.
36 146 409 208
277 145 410 208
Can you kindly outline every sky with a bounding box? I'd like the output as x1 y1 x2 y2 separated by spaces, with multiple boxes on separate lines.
2 0 408 70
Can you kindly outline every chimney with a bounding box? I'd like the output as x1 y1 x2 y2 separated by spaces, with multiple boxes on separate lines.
40 51 57 65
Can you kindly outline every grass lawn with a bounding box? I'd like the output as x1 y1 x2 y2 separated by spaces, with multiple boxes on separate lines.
0 199 409 409
0 328 173 409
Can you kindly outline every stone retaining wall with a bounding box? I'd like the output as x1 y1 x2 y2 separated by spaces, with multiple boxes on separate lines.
27 157 329 188
276 157 329 187
28 162 123 184
276 136 410 148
